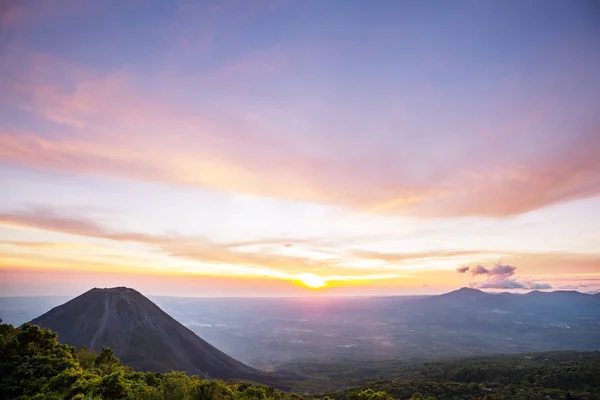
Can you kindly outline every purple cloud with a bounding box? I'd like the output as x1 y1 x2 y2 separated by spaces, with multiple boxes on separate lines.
488 264 517 278
460 262 551 291
471 265 490 276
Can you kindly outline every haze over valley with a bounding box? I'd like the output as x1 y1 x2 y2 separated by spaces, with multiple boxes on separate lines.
3 287 599 371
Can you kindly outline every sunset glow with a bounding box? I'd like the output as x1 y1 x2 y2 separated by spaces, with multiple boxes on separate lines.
0 1 599 297
297 274 327 289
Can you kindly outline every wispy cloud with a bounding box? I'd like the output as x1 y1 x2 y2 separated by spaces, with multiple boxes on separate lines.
355 250 497 262
0 208 410 283
0 207 169 244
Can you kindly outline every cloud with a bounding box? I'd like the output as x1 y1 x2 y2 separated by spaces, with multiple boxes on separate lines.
488 264 517 278
1 39 599 218
555 283 588 290
460 262 552 291
471 265 490 276
460 263 516 278
0 241 110 252
0 207 409 282
0 208 288 266
355 250 501 263
0 208 169 245
528 282 552 290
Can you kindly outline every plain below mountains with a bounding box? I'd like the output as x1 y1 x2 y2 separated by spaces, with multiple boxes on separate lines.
30 287 280 387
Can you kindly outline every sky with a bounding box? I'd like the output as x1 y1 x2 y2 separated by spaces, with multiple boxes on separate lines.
0 0 599 297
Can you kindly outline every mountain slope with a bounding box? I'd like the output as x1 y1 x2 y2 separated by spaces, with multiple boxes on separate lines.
30 287 278 386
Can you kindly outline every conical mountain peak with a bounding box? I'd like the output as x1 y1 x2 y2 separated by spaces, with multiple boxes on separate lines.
30 287 278 386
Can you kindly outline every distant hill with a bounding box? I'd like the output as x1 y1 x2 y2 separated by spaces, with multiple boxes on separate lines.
438 287 487 298
30 287 279 386
419 287 600 317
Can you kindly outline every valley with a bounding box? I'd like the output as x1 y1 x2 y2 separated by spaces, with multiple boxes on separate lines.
2 288 600 371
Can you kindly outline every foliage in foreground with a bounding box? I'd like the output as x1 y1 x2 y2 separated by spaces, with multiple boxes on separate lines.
0 322 299 400
1 322 599 400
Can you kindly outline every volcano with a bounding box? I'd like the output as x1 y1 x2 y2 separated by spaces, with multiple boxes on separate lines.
31 287 278 386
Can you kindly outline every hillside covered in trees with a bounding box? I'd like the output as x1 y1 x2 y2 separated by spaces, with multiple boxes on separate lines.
311 351 600 400
1 322 599 400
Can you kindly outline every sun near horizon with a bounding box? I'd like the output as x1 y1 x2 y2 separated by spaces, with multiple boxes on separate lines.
297 273 328 289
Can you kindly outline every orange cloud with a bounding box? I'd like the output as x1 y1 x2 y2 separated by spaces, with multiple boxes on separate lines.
0 208 378 279
2 208 599 280
2 207 598 295
0 267 314 297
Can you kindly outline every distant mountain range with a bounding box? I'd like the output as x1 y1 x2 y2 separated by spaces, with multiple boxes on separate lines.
436 286 598 300
424 287 600 316
30 287 279 386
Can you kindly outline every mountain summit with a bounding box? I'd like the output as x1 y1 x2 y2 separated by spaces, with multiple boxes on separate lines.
448 287 485 295
30 287 277 385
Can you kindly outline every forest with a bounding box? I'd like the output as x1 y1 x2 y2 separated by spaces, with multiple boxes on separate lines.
2 322 599 400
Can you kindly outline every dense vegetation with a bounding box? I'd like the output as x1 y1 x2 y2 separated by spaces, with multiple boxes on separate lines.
1 322 599 400
285 352 600 399
0 322 298 400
